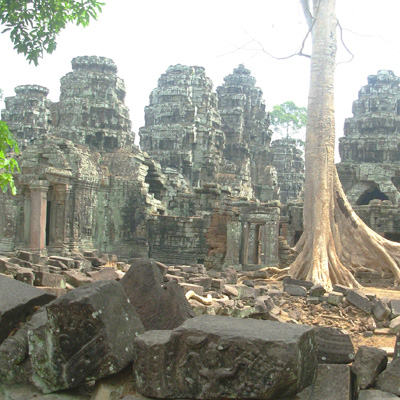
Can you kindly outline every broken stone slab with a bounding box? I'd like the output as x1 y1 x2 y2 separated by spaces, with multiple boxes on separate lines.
389 316 400 334
180 283 205 296
309 284 326 297
358 389 400 400
8 257 33 269
119 258 194 331
0 275 56 345
284 364 354 400
332 283 350 296
390 299 400 318
47 259 69 271
84 256 107 267
0 307 47 384
222 284 239 297
15 267 35 285
372 298 391 321
133 315 317 399
376 358 400 396
48 256 75 269
346 290 372 314
63 270 94 287
284 284 307 297
351 346 388 389
188 276 212 291
220 266 238 284
283 276 313 290
230 284 257 299
86 267 119 281
314 327 355 364
327 291 344 306
29 280 145 394
34 271 67 288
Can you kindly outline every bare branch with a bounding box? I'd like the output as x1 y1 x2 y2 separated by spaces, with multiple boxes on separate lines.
336 19 354 65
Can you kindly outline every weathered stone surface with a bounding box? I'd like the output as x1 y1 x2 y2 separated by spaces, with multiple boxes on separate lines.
283 276 313 290
0 308 47 384
358 389 400 400
351 346 388 389
293 364 353 400
34 272 66 288
309 284 326 297
390 299 400 318
314 327 355 364
327 291 344 306
284 284 307 297
86 267 119 281
372 298 391 321
29 280 145 393
133 315 317 399
63 270 94 287
389 315 400 334
0 275 55 345
346 290 372 314
376 358 400 396
119 258 194 331
332 283 350 296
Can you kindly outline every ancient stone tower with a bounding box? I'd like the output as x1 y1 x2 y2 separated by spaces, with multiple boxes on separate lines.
139 65 225 188
337 70 400 207
217 64 279 201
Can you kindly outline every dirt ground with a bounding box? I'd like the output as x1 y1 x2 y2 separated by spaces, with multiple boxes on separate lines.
262 281 399 355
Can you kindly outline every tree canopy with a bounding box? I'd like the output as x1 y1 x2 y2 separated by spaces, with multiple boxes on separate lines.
0 0 104 65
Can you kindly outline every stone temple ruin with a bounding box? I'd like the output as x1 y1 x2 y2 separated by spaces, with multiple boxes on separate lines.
0 57 304 270
3 58 400 399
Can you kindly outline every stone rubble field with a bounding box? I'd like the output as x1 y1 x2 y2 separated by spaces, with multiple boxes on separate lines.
1 250 400 399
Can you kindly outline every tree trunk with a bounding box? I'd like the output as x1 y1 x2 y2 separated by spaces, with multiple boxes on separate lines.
289 0 400 289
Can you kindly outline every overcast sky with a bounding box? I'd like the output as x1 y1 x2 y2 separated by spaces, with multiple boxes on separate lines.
1 0 400 156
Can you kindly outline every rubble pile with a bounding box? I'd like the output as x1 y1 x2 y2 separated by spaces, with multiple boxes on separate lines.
1 251 400 399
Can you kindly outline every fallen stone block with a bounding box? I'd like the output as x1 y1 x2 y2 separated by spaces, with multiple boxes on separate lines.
390 299 400 318
332 283 350 296
180 283 205 296
189 276 212 291
86 267 119 281
34 271 66 288
29 280 145 394
49 256 75 269
372 298 391 321
47 259 69 271
134 316 317 399
222 284 239 297
8 257 33 269
283 276 313 290
327 291 344 306
0 308 47 384
351 346 388 389
389 316 400 334
314 327 355 364
284 284 307 297
309 284 326 297
298 364 354 400
63 270 94 287
346 290 372 314
120 258 194 331
221 266 238 284
358 389 400 399
0 275 55 345
15 267 35 285
376 358 400 396
231 284 257 299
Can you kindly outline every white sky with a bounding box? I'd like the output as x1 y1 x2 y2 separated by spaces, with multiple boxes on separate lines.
1 0 400 158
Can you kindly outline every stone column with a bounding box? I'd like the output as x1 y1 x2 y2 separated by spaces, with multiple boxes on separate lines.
241 222 250 265
50 184 70 252
30 181 49 252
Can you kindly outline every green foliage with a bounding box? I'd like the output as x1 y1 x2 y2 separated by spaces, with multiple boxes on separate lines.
270 101 307 146
0 0 105 65
0 121 19 195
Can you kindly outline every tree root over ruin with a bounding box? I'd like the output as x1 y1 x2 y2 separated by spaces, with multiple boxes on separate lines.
185 290 229 305
289 171 400 290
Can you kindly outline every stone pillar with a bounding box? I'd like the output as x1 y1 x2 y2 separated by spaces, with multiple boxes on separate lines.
50 184 70 252
241 222 250 265
30 181 49 252
224 220 241 267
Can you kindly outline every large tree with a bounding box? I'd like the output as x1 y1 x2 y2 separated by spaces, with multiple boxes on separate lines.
289 0 400 289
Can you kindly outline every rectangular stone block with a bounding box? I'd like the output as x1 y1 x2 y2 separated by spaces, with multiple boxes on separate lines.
133 315 317 399
0 275 55 344
346 290 372 314
283 276 314 290
34 272 66 288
